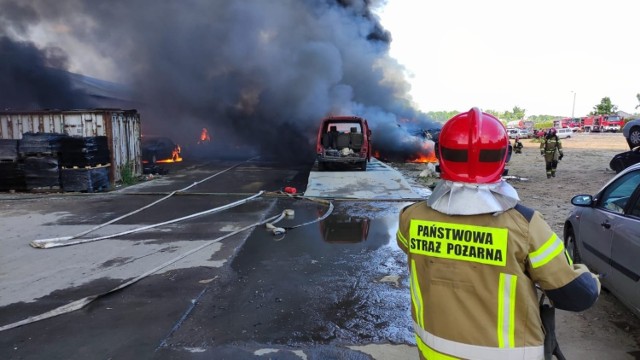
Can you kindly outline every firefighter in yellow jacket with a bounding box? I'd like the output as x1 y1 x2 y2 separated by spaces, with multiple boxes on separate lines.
540 128 564 178
396 108 600 360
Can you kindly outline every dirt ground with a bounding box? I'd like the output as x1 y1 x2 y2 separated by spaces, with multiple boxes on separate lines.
392 132 640 359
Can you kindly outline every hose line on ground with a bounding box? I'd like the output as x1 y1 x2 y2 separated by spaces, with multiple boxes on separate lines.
30 158 258 249
1 209 285 332
30 191 264 249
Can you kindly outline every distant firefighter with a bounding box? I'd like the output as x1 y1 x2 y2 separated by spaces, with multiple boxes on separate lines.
514 136 523 154
540 128 563 178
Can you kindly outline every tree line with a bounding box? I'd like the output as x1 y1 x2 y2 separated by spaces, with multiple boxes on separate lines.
427 96 640 125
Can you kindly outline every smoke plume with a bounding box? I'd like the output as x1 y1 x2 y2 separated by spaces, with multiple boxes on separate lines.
0 0 440 163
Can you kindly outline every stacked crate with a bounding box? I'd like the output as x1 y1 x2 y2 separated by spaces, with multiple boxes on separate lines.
59 136 111 192
0 140 25 191
0 133 112 193
19 133 67 191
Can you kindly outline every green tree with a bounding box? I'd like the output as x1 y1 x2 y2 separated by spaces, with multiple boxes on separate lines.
528 114 557 124
498 106 527 121
591 97 618 115
485 109 501 118
426 111 459 123
511 106 526 120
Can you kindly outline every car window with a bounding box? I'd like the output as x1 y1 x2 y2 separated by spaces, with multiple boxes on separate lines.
597 170 640 214
328 123 361 133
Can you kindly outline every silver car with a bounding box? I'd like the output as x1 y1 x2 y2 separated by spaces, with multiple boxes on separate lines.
563 162 640 317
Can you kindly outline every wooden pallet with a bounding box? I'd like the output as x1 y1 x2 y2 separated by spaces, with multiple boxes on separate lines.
28 186 62 193
61 163 111 170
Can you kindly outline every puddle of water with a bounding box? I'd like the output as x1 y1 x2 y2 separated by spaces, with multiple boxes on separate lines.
174 198 416 347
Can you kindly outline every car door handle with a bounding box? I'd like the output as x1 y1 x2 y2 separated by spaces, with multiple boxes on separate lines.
601 221 611 229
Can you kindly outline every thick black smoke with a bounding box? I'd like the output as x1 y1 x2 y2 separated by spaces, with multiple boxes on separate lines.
0 0 440 163
0 37 94 109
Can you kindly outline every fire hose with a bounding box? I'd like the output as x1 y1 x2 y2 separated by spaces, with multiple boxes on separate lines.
30 160 255 249
4 157 339 331
31 191 265 248
1 198 334 332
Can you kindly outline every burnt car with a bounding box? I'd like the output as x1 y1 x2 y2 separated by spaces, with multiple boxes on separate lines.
315 115 372 171
141 136 181 164
609 147 640 174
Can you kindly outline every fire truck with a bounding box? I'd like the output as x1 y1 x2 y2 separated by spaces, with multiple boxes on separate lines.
581 115 602 132
553 117 582 129
581 115 624 132
601 115 624 132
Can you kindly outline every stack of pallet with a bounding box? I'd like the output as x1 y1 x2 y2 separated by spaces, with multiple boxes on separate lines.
19 133 67 191
59 136 111 193
0 140 25 191
0 133 112 193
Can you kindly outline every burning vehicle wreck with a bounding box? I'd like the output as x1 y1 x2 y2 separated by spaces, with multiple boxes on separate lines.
315 115 372 171
141 136 182 164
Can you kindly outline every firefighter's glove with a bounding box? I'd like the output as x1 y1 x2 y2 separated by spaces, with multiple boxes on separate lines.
559 153 564 160
573 263 601 295
540 151 544 156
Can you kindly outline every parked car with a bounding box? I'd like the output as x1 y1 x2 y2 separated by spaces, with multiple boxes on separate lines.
563 162 640 317
507 128 519 139
517 128 533 139
609 146 640 173
141 136 181 164
555 128 573 139
622 119 640 149
315 115 371 171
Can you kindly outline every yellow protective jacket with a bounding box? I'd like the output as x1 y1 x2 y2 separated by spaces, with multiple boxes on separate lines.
540 136 563 162
397 202 599 360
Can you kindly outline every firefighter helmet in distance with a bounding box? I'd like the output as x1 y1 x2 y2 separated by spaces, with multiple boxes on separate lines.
437 108 508 184
547 128 557 137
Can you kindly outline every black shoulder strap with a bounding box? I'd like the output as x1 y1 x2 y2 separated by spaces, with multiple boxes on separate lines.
514 203 535 222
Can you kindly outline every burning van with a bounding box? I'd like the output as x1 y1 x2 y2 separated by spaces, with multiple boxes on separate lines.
315 115 372 171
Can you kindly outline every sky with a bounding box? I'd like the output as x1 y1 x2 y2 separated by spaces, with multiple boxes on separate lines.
374 0 640 117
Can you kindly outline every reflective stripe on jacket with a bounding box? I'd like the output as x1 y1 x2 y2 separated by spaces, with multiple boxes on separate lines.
396 202 583 360
540 136 563 162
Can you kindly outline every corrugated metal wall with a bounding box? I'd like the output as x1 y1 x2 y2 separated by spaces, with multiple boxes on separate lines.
0 109 142 183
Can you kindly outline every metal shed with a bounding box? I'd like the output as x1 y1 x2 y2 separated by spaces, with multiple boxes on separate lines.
0 109 142 183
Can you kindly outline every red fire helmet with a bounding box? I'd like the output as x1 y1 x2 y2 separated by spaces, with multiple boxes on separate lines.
437 108 508 184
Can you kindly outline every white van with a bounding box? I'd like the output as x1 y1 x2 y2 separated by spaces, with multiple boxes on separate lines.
556 128 573 139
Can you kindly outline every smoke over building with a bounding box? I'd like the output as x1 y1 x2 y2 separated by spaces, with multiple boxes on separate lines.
0 0 440 162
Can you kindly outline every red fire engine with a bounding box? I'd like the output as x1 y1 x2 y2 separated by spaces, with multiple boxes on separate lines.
581 115 624 133
553 117 582 129
601 115 624 132
581 115 602 132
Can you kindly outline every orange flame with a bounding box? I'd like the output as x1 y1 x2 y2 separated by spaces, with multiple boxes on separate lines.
407 142 438 163
198 128 211 143
156 144 183 163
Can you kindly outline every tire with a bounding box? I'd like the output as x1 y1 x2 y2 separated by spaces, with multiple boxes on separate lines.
360 161 367 171
628 126 640 148
610 158 624 173
564 226 581 263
